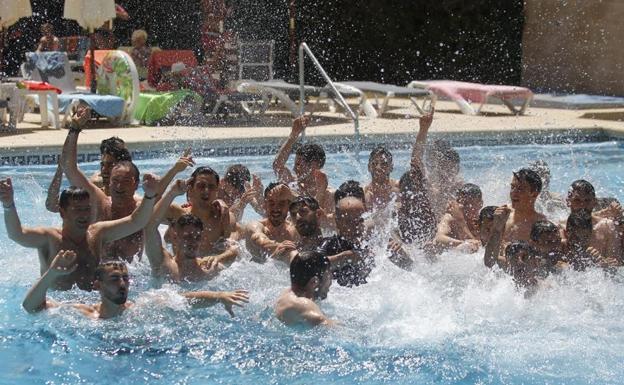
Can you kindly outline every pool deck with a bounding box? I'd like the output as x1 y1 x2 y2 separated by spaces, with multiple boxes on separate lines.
2 98 624 159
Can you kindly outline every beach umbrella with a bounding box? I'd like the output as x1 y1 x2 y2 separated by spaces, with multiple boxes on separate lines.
0 0 33 77
63 0 116 93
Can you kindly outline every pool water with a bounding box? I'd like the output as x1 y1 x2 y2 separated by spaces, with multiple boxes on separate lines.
1 140 623 385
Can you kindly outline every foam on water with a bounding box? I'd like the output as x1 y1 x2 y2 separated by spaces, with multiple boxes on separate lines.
0 141 623 384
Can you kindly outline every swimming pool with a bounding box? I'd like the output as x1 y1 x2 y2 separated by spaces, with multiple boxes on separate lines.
1 140 623 384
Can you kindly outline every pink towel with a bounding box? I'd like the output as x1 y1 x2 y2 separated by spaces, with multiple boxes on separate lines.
424 81 532 104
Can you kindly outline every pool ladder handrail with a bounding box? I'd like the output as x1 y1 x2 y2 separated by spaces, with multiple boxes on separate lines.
298 42 360 151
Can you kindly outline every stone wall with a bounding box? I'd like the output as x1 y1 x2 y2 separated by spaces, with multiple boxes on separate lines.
522 0 624 95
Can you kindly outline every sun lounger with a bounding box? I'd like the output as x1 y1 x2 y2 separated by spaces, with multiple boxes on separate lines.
335 81 434 116
407 80 533 115
236 79 377 118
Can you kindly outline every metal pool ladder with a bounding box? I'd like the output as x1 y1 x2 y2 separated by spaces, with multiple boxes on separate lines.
298 42 360 151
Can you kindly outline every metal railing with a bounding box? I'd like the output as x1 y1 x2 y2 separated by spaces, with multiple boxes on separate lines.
298 42 360 148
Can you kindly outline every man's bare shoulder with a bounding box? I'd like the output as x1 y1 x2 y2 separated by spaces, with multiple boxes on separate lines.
276 290 322 325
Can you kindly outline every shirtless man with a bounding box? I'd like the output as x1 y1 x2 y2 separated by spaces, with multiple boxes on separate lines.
565 179 622 261
364 146 399 209
165 166 238 269
501 168 547 243
268 195 327 264
145 180 228 282
23 250 249 319
219 164 264 222
1 174 159 289
37 23 60 52
2 182 95 290
61 115 148 261
275 251 334 327
433 183 483 253
273 116 334 220
246 182 298 262
564 211 620 270
46 138 131 213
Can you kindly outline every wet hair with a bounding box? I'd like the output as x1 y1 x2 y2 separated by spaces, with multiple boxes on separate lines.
224 164 251 193
114 148 132 162
569 179 595 199
369 146 393 164
513 168 542 194
334 180 365 204
505 241 533 259
100 137 126 156
595 197 620 211
175 214 203 231
264 182 287 199
290 250 330 288
295 143 326 168
457 183 482 201
478 206 497 226
189 166 219 187
95 261 128 281
112 160 140 182
566 211 593 233
59 187 90 209
528 160 550 188
530 220 559 242
289 195 320 212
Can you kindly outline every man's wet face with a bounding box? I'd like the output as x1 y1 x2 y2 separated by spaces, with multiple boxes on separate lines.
100 267 130 305
369 154 392 179
335 198 366 239
567 190 596 213
109 166 138 201
264 186 291 227
510 176 538 208
293 155 316 180
289 203 319 236
533 232 562 257
62 198 92 230
176 224 202 258
458 196 483 219
100 153 116 186
189 174 219 208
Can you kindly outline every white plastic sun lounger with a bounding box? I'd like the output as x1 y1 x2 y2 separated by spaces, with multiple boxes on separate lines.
236 79 377 118
335 81 435 116
407 80 533 115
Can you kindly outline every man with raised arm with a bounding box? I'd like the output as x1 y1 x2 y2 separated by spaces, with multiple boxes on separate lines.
433 183 483 253
164 167 238 269
272 116 334 221
23 250 249 319
2 179 95 290
145 180 229 281
275 251 335 327
246 182 298 262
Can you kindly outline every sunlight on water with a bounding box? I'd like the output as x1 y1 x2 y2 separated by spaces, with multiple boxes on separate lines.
0 140 623 384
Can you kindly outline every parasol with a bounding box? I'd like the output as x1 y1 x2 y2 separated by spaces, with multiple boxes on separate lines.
0 0 33 77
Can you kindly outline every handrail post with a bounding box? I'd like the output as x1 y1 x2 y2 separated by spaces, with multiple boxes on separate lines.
298 44 305 117
298 42 360 156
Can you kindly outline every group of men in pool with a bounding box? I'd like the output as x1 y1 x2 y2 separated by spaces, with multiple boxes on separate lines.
2 105 623 326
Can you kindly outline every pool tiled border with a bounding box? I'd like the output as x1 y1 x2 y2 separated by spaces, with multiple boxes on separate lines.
0 128 620 167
